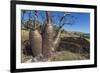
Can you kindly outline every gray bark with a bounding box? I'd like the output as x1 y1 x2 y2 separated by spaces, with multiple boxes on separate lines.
29 29 42 57
53 30 61 51
42 12 54 58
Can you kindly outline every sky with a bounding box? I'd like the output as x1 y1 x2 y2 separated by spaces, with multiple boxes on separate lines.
21 10 90 33
63 12 90 33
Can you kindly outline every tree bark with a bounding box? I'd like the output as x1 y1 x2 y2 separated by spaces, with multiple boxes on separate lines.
42 12 54 58
53 29 62 51
29 29 42 57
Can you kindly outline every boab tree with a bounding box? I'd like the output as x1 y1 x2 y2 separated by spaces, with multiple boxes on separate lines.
29 11 43 60
42 11 75 59
42 11 54 58
53 12 71 51
21 10 75 61
21 10 43 61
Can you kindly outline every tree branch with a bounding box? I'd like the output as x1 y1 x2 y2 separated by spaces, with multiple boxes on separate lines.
59 12 70 25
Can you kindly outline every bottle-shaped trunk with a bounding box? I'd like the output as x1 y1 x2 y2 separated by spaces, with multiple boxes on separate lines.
42 24 54 58
42 12 54 58
29 29 42 57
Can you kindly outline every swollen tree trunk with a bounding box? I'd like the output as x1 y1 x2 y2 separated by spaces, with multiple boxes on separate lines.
29 11 42 59
29 29 42 57
42 12 54 58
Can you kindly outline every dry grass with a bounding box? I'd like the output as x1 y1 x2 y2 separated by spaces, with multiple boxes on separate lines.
21 30 29 43
50 51 88 61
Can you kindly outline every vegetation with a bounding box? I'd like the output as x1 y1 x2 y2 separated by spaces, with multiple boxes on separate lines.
21 10 90 63
50 51 87 61
21 29 90 62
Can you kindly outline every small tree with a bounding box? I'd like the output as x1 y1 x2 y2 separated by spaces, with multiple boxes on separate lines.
53 12 73 51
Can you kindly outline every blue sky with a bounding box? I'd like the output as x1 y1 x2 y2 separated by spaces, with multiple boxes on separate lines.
21 10 90 33
63 12 90 33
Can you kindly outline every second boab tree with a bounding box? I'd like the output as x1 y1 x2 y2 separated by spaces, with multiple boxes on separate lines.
42 11 54 58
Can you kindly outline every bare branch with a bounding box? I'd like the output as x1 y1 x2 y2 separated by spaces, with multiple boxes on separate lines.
34 11 38 19
21 10 27 25
57 14 75 32
59 12 70 25
46 11 52 24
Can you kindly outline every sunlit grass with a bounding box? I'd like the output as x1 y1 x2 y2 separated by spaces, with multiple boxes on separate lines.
50 51 87 61
85 38 90 42
21 30 29 42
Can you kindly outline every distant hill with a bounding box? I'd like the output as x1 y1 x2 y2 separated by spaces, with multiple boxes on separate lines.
60 29 90 38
